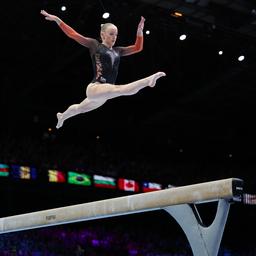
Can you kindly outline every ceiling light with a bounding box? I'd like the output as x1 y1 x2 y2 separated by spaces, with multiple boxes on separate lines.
102 12 110 19
179 34 187 41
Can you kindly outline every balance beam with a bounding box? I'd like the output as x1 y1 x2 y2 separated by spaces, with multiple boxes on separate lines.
0 178 243 234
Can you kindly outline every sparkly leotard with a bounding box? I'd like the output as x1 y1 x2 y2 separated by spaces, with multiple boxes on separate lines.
58 21 143 84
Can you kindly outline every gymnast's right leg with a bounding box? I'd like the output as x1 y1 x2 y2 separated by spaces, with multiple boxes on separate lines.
56 98 106 129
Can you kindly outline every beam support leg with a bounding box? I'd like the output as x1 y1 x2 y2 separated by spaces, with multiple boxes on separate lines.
164 199 230 256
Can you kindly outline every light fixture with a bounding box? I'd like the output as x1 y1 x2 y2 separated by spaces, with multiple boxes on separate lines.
238 55 245 62
61 6 66 11
171 11 183 18
102 12 110 19
179 34 187 41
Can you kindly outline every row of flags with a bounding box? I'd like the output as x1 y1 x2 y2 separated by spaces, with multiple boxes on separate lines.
2 164 256 203
0 164 37 179
0 163 163 193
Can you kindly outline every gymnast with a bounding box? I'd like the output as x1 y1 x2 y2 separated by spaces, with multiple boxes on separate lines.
40 10 166 129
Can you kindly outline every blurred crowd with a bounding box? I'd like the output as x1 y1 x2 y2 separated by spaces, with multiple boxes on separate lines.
0 223 254 256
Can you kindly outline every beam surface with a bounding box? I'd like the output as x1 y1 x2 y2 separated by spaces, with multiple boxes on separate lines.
0 178 242 234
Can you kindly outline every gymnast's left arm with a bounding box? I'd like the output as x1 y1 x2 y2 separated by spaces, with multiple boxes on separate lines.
118 16 145 56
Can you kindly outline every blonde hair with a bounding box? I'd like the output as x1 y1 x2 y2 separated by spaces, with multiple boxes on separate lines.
100 23 116 32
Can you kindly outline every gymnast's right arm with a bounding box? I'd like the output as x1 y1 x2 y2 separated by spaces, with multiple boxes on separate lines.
40 10 95 47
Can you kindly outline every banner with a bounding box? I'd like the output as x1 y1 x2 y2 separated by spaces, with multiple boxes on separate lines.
118 178 139 192
93 175 116 189
0 163 9 177
142 182 162 192
48 170 66 183
11 165 37 180
68 171 91 186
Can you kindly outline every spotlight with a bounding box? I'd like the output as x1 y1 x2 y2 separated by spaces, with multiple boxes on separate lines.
171 11 183 18
61 6 66 11
179 34 187 41
238 55 245 62
102 12 110 19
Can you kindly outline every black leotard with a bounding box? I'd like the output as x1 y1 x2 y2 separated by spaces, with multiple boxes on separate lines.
59 21 143 84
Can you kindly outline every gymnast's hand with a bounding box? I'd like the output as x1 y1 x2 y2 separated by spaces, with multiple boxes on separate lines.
137 16 145 35
40 10 61 24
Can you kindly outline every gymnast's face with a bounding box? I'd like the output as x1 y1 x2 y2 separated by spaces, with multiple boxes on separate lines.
101 24 118 48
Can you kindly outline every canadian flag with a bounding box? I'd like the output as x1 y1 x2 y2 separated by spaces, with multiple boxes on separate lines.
118 178 139 192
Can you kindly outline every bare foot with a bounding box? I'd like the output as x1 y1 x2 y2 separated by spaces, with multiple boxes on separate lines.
148 72 166 87
56 112 64 129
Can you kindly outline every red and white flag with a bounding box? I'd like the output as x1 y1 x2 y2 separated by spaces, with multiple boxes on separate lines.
142 182 162 192
118 178 139 192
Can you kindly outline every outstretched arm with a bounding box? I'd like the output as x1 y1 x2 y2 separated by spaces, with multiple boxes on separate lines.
119 16 145 56
40 10 95 48
40 10 62 24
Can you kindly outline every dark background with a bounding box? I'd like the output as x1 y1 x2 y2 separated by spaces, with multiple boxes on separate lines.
1 0 256 254
2 0 256 166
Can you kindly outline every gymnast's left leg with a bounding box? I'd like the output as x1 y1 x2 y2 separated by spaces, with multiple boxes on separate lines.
87 72 166 100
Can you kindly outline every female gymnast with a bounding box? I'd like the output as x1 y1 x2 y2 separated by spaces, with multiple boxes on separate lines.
40 10 166 129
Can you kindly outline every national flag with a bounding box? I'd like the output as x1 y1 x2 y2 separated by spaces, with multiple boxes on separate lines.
0 163 9 177
93 175 116 189
48 170 66 183
11 165 37 180
118 178 139 192
142 182 162 192
67 171 91 186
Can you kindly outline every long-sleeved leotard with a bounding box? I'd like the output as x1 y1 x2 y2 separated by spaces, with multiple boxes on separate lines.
59 21 143 84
